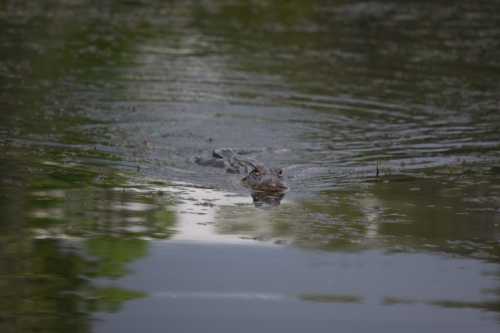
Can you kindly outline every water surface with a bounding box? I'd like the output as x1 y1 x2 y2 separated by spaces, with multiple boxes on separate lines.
1 1 500 332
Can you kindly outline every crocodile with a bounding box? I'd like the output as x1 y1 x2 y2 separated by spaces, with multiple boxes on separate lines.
195 148 288 204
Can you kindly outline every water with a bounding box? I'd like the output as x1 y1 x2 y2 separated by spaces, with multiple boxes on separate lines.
1 1 500 332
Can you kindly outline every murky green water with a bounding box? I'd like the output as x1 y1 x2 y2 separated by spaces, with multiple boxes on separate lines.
1 1 500 332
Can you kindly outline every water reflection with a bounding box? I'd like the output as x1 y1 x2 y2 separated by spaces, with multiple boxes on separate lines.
211 173 500 261
0 236 146 333
0 161 160 332
23 165 176 240
3 155 499 329
17 163 495 261
161 182 267 244
251 191 285 207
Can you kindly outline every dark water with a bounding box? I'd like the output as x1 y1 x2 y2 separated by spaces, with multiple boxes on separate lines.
1 1 500 332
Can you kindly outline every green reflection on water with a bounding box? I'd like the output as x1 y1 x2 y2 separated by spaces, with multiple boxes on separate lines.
86 237 148 279
0 157 176 331
0 238 146 333
215 173 500 260
0 159 175 332
88 287 146 313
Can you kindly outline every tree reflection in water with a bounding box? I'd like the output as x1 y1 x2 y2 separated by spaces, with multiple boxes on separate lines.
0 161 176 333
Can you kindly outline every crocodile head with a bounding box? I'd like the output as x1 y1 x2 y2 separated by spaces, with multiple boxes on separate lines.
241 165 288 193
